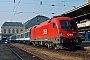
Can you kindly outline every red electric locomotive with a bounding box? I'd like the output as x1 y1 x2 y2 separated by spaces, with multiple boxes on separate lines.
30 16 81 49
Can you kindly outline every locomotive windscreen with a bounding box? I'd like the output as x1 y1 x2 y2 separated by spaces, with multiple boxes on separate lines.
60 20 76 30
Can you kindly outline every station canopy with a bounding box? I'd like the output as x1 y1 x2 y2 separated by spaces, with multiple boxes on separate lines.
60 3 90 23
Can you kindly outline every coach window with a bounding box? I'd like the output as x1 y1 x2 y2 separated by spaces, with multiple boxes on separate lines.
25 33 27 38
21 34 24 38
53 23 57 29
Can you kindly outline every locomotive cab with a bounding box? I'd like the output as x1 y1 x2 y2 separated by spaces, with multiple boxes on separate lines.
51 17 81 49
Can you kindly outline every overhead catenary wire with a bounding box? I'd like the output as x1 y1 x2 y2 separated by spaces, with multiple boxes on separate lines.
11 0 21 21
0 0 86 21
45 0 66 14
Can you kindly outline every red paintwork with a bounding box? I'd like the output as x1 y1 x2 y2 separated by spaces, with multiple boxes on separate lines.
30 17 78 40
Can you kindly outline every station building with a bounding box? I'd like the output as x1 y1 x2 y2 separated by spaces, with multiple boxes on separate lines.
1 22 24 41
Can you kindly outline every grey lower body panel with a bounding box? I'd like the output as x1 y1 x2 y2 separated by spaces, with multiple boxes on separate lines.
30 38 60 44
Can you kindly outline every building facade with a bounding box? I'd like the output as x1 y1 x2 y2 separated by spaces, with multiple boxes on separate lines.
1 22 24 41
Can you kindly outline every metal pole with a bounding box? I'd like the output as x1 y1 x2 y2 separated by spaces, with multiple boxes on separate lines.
85 31 88 41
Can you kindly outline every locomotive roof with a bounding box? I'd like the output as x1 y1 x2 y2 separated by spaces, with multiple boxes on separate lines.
33 17 73 28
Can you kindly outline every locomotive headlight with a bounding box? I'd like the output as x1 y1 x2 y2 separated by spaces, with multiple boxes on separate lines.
59 32 63 36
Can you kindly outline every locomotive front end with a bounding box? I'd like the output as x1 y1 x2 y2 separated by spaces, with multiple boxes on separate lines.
58 18 81 48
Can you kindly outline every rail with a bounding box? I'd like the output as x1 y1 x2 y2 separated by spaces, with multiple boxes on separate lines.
7 44 24 60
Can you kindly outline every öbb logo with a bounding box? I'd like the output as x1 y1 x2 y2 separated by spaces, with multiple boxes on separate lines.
67 33 73 36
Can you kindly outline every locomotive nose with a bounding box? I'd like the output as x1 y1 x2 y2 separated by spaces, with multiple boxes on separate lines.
60 31 77 38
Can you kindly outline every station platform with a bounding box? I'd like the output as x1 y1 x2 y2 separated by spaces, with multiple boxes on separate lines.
80 41 90 51
81 41 90 47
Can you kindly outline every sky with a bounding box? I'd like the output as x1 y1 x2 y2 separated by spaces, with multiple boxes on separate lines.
0 0 88 33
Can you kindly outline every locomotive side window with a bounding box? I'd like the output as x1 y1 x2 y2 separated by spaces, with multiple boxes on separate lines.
60 20 76 30
53 23 57 29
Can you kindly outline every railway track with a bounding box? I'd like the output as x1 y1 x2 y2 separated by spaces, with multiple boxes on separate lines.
0 44 20 60
11 43 90 60
7 45 24 60
7 44 39 60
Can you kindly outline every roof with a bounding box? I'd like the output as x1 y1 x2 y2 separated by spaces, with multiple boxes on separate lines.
24 15 49 29
60 3 90 22
2 22 23 27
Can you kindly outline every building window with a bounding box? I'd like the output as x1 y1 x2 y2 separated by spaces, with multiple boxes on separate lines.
12 29 14 33
8 29 11 33
20 29 23 32
4 29 6 33
16 29 18 33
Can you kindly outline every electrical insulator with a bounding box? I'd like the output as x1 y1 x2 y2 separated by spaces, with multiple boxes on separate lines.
14 0 15 3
